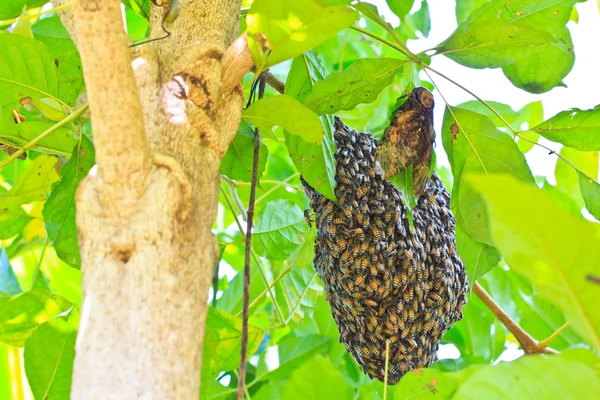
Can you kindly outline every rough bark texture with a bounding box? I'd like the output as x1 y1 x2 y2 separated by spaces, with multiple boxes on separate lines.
55 0 245 398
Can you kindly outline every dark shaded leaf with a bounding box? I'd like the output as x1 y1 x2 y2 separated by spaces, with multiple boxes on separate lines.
43 136 95 268
220 119 268 182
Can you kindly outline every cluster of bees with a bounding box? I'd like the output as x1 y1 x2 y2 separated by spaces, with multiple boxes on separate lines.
302 117 468 384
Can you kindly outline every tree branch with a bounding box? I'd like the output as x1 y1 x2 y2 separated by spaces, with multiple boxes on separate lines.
221 32 255 94
72 0 151 203
473 282 558 355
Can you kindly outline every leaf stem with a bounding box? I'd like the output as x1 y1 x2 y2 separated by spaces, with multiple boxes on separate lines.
350 26 411 59
235 266 292 317
0 2 73 28
538 322 570 348
473 282 558 355
0 103 89 170
255 172 300 204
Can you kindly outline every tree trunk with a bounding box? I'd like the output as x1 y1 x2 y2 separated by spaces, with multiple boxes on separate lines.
53 1 246 398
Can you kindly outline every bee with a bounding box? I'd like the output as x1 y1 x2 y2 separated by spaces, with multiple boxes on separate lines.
401 327 411 339
356 213 363 225
365 299 378 307
369 280 379 292
350 227 365 241
341 251 352 263
338 239 347 251
396 302 404 314
393 274 402 289
408 309 415 322
343 208 352 219
370 265 378 276
351 245 360 257
401 271 408 285
360 241 369 253
324 225 337 237
333 216 345 225
372 227 384 241
355 275 365 286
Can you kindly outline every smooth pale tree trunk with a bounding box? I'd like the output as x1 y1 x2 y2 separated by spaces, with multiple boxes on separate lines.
51 0 251 398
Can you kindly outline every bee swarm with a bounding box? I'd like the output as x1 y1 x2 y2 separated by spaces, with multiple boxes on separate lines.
302 117 468 385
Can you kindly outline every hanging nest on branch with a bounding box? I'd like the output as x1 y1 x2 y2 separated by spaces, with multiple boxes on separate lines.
302 88 468 385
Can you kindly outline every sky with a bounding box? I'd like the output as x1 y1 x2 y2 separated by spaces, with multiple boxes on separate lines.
371 0 600 181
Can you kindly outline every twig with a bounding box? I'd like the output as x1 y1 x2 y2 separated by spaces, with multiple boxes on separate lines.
211 261 220 307
237 74 266 400
473 283 558 355
264 71 285 94
0 103 89 169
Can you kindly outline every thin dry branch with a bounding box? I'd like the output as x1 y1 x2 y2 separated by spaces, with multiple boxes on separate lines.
72 0 151 202
473 282 558 355
237 75 266 400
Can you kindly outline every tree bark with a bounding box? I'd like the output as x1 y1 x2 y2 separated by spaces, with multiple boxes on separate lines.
56 0 246 398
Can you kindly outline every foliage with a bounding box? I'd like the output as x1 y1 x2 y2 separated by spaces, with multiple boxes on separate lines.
0 0 599 399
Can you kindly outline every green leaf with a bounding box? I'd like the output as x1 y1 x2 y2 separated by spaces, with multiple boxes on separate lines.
468 174 600 350
243 95 324 145
124 6 150 41
531 106 600 151
279 268 320 321
281 355 353 399
0 32 60 108
386 0 415 19
43 136 95 269
455 0 489 24
455 100 543 153
578 172 600 220
456 100 543 132
411 0 431 38
453 350 600 399
455 225 500 284
0 0 46 19
0 289 71 346
0 186 33 240
502 27 574 94
247 0 358 69
201 307 264 387
32 16 85 105
253 200 308 260
394 367 462 399
0 247 21 296
256 333 330 381
220 120 268 182
443 295 506 366
14 121 78 155
554 147 598 208
287 225 316 270
303 58 406 116
441 107 534 246
0 154 59 209
439 19 555 69
444 0 578 93
24 313 77 400
122 0 151 20
285 51 337 201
